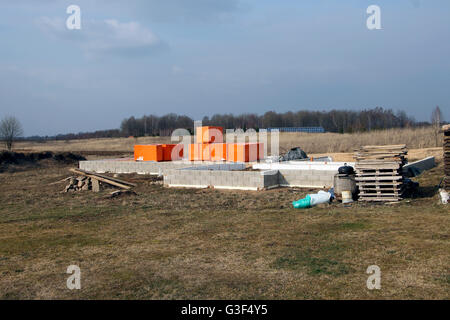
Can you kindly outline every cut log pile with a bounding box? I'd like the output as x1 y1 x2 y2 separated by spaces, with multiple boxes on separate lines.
355 145 407 202
444 125 450 191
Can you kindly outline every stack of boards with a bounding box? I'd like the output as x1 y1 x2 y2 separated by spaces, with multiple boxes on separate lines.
355 145 407 202
444 125 450 191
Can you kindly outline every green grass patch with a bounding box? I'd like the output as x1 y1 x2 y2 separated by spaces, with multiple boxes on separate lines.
272 248 352 276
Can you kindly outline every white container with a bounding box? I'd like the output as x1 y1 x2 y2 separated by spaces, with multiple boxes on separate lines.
342 190 353 204
439 189 449 204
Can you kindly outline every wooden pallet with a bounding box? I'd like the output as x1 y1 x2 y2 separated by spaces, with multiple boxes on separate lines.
355 145 407 202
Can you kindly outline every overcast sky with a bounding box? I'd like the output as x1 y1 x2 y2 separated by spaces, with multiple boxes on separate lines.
0 0 449 136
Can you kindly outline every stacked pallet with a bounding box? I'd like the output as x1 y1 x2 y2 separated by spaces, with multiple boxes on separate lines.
355 145 407 202
444 125 450 191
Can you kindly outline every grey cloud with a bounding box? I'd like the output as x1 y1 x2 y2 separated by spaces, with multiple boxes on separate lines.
36 16 166 58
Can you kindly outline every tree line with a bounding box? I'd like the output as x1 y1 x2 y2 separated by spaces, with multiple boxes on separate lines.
24 107 433 141
119 107 417 137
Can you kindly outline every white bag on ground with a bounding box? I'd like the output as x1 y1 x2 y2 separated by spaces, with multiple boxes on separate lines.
308 190 332 206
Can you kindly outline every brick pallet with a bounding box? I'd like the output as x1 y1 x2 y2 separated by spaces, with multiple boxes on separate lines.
355 145 407 202
444 125 450 191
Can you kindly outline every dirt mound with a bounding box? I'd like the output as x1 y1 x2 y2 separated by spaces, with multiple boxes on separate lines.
0 151 86 172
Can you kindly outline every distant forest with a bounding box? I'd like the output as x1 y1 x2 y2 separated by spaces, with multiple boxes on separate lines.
28 107 431 141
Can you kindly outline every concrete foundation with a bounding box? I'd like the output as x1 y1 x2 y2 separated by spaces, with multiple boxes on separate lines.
80 159 336 190
164 168 278 191
79 159 223 175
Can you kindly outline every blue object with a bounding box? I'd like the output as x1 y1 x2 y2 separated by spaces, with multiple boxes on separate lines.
266 127 325 133
292 195 311 209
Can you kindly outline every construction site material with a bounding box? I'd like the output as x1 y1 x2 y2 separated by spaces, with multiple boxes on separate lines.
134 144 183 162
338 165 355 175
403 156 436 177
79 159 207 175
439 189 449 204
444 125 450 191
292 195 311 208
74 168 137 187
91 178 100 192
341 191 353 204
134 126 264 163
355 145 407 202
227 143 263 162
70 168 133 190
278 169 335 188
108 190 137 198
333 173 357 198
196 126 224 144
253 161 355 171
134 144 163 161
164 167 278 191
279 147 308 161
253 162 344 188
63 176 92 192
293 190 332 209
309 190 332 206
162 144 183 161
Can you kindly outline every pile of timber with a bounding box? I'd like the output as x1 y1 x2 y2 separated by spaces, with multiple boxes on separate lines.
355 145 407 202
444 125 450 191
64 176 94 192
63 168 136 193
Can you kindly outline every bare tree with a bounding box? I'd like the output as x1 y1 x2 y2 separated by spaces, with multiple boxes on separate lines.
0 116 24 151
431 106 442 146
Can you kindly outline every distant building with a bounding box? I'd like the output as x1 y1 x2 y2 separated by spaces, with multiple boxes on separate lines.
265 127 325 133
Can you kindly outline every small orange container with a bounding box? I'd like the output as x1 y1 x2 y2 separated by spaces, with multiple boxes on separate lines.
196 126 224 144
134 145 163 162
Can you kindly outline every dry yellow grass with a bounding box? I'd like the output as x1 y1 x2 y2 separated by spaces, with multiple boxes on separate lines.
0 163 448 299
9 126 440 156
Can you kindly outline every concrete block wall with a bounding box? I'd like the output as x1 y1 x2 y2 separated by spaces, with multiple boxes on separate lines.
164 168 269 190
80 159 210 175
278 169 335 188
181 163 246 171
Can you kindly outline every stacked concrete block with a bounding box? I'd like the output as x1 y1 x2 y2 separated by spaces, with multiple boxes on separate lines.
278 169 335 188
80 159 205 175
164 166 272 190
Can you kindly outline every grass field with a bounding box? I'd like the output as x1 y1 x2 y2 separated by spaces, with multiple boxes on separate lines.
0 158 448 299
10 126 442 155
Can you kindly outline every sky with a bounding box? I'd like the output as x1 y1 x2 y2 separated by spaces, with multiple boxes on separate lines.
0 0 449 136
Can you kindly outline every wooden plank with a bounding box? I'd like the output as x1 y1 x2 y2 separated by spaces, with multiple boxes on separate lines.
70 168 131 190
355 165 400 170
91 178 100 192
359 191 402 196
358 186 403 191
74 168 137 187
356 172 400 177
360 144 406 149
359 198 401 202
355 176 402 181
